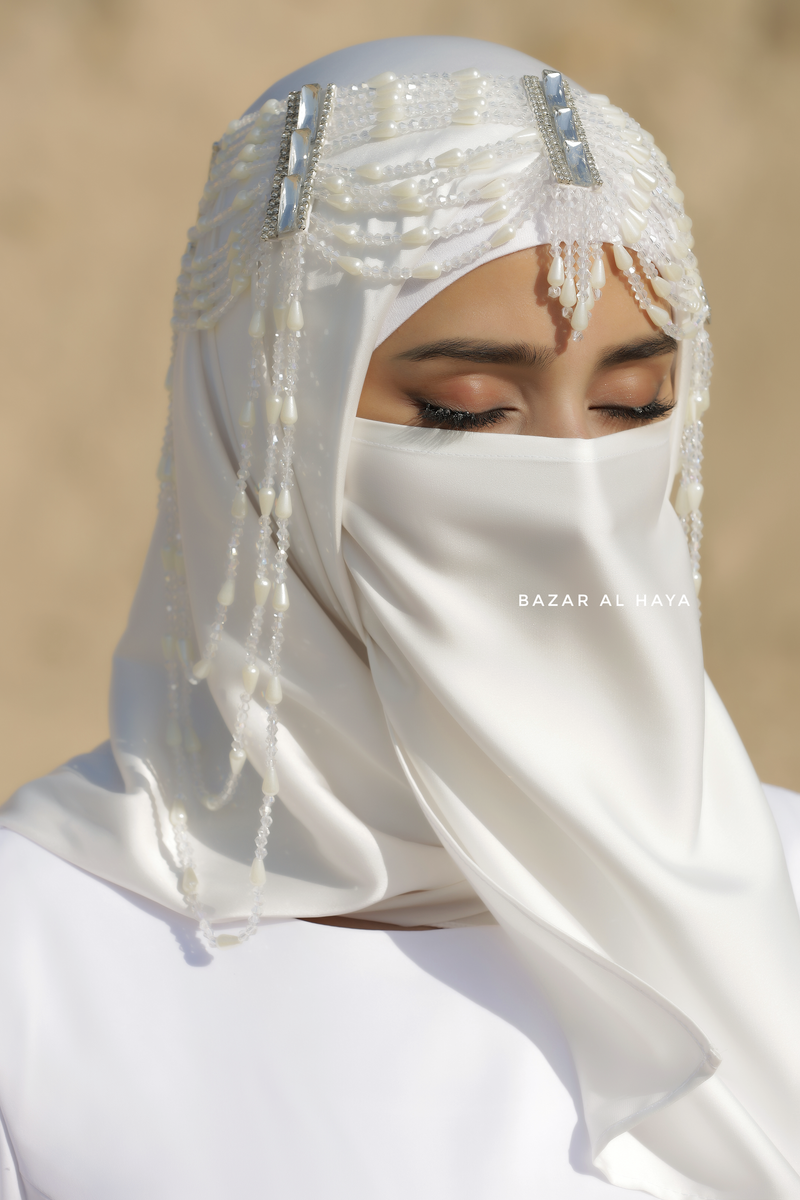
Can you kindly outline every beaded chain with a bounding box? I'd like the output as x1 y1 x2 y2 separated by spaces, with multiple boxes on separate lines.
160 64 713 947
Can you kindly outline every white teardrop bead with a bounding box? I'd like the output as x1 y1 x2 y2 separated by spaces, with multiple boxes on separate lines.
238 143 259 162
231 490 247 519
626 143 651 165
165 717 182 748
628 187 652 213
396 196 429 213
287 299 304 330
687 483 704 511
676 214 693 233
181 868 199 895
261 98 282 115
619 215 644 244
452 108 482 124
273 305 287 331
322 175 346 194
674 486 691 516
469 150 495 169
479 178 509 199
232 189 255 211
371 123 399 140
669 185 685 204
373 88 404 109
585 288 595 311
248 308 266 338
242 663 259 694
230 273 251 296
169 802 188 828
259 486 275 516
456 80 487 97
489 224 516 248
693 573 702 597
451 67 481 80
216 934 240 948
272 582 290 611
401 226 434 245
696 389 711 415
412 263 442 279
262 764 279 795
389 179 418 197
590 257 606 288
338 256 365 275
250 857 267 888
632 167 657 191
229 746 247 775
613 244 634 271
668 239 689 260
326 194 355 210
356 164 385 181
264 674 283 704
254 577 271 606
334 224 361 243
367 70 398 88
239 399 256 429
514 127 540 142
647 304 671 328
435 149 465 167
570 299 590 332
265 391 282 425
193 658 211 680
280 395 298 425
378 106 407 123
482 200 509 223
661 262 684 282
217 578 235 607
275 488 292 519
547 255 566 287
652 277 673 300
560 275 577 308
231 161 252 180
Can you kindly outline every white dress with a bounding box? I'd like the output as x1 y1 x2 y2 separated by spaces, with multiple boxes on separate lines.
0 787 798 1200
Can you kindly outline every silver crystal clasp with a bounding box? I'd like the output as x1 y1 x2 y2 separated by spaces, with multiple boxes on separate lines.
563 140 592 187
287 129 311 178
522 69 601 189
542 70 567 108
296 84 320 138
262 82 335 240
277 175 301 235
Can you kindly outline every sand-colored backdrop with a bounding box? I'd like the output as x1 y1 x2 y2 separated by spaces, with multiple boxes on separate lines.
1 0 799 799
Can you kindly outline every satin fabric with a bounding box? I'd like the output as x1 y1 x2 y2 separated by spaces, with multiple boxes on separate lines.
3 35 800 1199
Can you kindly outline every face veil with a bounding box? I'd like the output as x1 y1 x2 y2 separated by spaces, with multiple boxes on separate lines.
3 35 800 1200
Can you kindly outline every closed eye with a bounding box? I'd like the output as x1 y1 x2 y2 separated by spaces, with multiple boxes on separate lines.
409 399 508 430
593 398 676 423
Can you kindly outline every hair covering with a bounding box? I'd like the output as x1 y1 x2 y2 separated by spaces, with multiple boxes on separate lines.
4 35 800 1200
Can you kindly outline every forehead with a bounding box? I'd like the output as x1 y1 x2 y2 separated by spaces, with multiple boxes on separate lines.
381 246 663 360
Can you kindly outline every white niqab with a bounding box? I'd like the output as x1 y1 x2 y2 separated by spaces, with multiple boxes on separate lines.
3 36 800 1199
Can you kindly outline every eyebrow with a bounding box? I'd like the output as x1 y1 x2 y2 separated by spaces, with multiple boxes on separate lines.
394 333 678 370
394 338 555 368
596 334 678 369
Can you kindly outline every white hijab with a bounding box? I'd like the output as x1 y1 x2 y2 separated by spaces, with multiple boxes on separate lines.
4 36 800 1200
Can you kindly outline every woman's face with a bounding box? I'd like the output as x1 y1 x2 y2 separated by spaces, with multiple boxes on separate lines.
358 244 677 438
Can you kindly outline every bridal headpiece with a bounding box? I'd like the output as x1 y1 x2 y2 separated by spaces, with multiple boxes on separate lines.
162 66 711 946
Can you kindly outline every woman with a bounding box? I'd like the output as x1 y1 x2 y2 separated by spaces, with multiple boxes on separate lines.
1 34 799 1200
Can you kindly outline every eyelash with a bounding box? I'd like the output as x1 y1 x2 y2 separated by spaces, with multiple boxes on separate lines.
410 400 506 430
410 396 676 431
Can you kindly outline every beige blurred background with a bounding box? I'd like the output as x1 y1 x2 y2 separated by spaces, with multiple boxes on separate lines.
1 0 798 799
